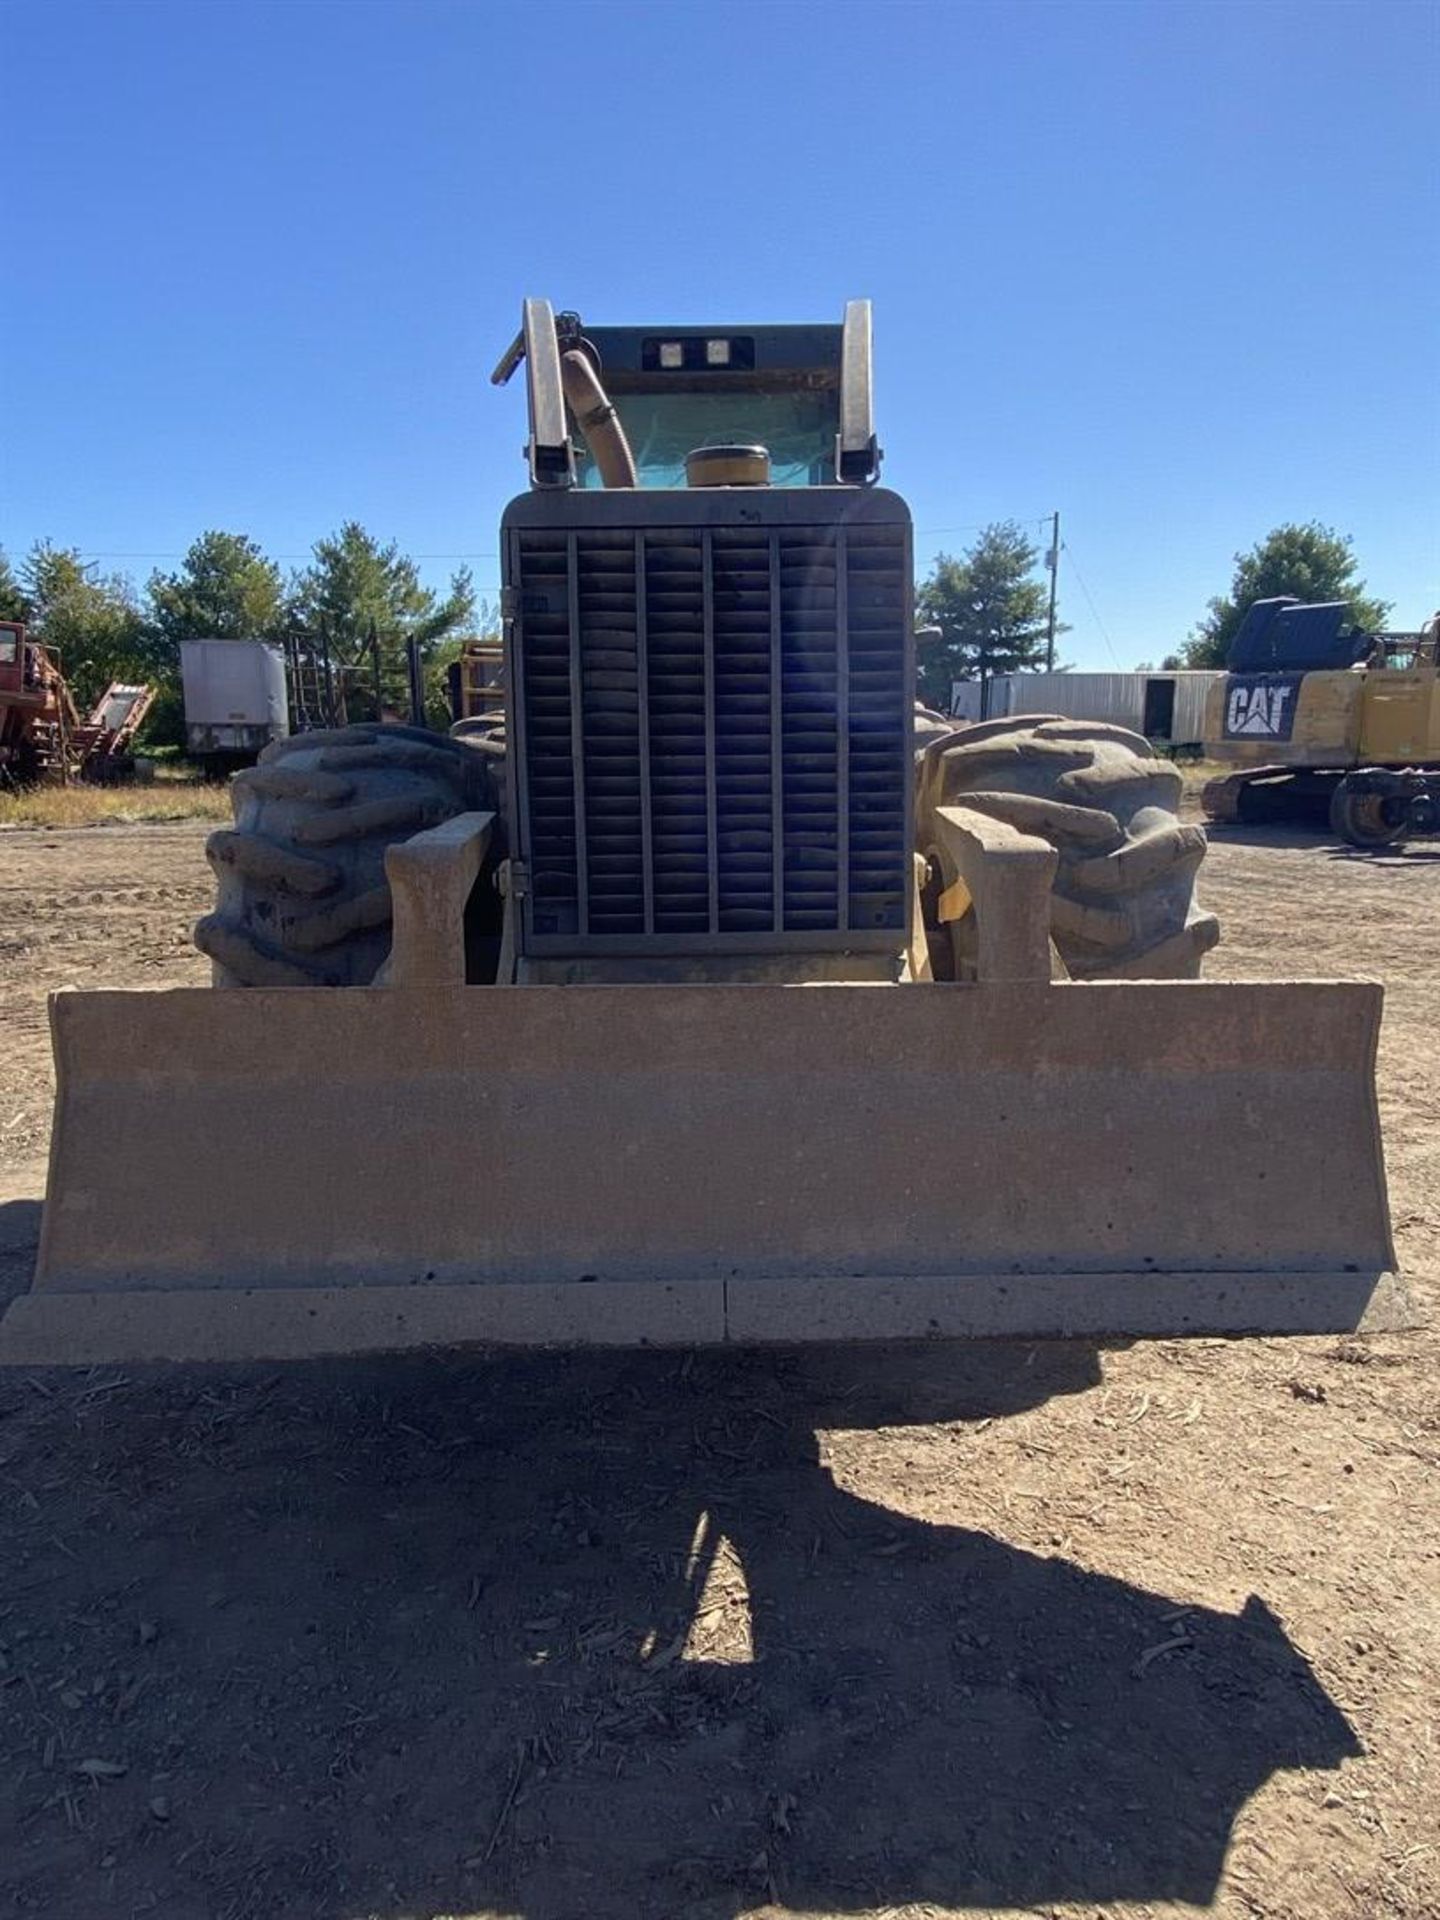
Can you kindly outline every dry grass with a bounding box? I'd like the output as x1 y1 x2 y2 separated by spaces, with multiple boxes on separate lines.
0 781 232 829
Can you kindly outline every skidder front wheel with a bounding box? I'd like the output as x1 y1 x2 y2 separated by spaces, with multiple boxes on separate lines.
195 724 500 986
916 717 1220 980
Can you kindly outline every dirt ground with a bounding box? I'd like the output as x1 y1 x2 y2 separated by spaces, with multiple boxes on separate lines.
0 817 1436 1920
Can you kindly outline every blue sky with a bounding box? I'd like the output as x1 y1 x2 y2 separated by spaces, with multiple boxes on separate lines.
4 0 1436 667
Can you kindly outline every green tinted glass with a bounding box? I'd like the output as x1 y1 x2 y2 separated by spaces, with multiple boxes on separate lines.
576 389 837 489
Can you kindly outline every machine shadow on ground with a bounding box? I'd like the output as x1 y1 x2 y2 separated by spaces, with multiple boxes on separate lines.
0 1334 1359 1920
0 1199 44 1316
1206 821 1440 862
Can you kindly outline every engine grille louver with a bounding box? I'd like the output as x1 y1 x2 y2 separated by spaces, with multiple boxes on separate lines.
511 513 910 954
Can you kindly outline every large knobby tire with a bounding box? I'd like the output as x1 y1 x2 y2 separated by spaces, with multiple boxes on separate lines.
195 725 500 986
916 716 1220 980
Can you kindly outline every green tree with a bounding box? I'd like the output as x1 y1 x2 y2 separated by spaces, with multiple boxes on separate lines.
1179 522 1390 669
914 521 1059 707
147 531 285 645
0 548 32 622
19 542 155 709
290 522 475 720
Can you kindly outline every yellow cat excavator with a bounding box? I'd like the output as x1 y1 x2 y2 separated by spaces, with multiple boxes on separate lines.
1202 599 1440 846
0 301 1412 1364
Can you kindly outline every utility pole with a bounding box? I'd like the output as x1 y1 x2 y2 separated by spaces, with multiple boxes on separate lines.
1045 511 1060 672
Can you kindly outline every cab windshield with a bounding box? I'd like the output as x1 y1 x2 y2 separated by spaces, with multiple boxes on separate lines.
575 388 838 489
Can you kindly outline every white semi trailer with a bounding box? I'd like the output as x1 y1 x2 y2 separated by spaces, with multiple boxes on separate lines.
180 638 289 762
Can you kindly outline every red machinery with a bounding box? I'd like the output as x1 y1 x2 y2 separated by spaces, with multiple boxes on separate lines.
0 620 155 786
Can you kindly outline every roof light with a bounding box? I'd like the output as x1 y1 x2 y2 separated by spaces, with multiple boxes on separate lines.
705 338 731 366
659 341 684 369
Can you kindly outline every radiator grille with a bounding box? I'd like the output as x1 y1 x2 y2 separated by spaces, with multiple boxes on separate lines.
512 518 910 952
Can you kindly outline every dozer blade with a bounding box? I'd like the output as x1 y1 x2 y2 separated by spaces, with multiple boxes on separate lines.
0 980 1413 1365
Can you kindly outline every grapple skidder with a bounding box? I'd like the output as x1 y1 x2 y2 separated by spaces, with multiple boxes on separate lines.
0 301 1411 1363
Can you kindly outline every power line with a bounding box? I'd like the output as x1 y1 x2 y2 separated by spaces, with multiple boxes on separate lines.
64 551 502 564
73 521 1063 564
1060 543 1125 671
913 513 1059 538
19 547 502 600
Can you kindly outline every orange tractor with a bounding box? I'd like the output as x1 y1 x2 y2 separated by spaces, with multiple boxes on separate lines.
0 619 155 787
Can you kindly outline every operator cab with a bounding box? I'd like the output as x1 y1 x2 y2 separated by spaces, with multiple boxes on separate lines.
492 299 880 493
0 621 27 696
568 322 845 489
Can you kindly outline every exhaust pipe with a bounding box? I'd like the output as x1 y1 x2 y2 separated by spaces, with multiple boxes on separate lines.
559 351 637 489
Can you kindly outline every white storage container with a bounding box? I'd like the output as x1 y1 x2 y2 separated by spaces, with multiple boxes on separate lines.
987 670 1222 747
